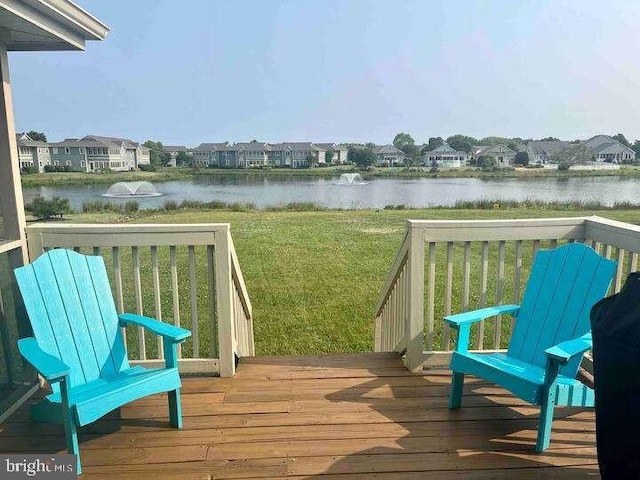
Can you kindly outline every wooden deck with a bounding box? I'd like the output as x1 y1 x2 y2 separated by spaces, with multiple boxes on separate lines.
1 353 599 479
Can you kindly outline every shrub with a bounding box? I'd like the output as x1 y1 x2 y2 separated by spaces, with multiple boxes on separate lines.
163 200 178 211
229 202 256 212
124 201 139 213
558 162 571 171
26 196 70 219
138 164 156 172
21 166 38 174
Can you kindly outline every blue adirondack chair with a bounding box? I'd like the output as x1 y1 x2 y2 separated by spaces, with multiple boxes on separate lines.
14 249 191 474
445 243 616 452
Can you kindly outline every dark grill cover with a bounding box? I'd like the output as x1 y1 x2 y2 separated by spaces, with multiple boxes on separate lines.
591 272 640 479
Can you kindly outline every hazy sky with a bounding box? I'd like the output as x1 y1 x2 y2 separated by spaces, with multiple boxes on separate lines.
8 1 640 146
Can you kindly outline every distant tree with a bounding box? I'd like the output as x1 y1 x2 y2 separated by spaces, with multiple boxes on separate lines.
481 136 526 147
552 143 592 165
632 140 640 161
304 152 316 168
612 133 631 147
539 136 559 141
250 139 258 143
422 137 444 153
175 150 192 166
27 131 47 142
348 146 376 169
325 150 335 164
393 132 415 152
477 156 496 169
446 134 477 154
143 140 170 167
365 142 377 150
393 132 419 168
507 142 519 152
514 151 529 166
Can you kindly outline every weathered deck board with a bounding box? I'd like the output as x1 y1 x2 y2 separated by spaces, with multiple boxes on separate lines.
2 353 599 479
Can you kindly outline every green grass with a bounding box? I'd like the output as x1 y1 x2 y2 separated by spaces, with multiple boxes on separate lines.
61 207 640 356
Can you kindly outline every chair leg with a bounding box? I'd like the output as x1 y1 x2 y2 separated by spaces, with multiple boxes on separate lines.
449 371 465 409
536 386 557 452
59 378 82 474
168 388 182 429
63 418 82 474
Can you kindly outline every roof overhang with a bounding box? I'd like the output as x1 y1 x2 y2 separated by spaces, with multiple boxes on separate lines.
0 0 108 51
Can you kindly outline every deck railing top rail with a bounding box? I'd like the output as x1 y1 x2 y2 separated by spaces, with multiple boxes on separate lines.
24 222 253 377
376 215 640 372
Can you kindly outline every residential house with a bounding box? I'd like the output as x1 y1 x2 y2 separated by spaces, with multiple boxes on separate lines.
373 145 405 167
49 139 91 171
16 133 50 172
472 144 516 167
315 143 348 164
525 140 571 165
268 142 326 168
583 135 635 163
422 143 468 168
190 143 233 167
50 135 150 172
234 142 271 168
163 145 190 167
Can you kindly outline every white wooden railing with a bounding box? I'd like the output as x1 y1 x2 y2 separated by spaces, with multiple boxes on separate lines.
25 223 254 377
375 216 640 372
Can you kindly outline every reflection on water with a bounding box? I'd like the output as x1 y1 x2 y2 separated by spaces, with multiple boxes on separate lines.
22 174 640 211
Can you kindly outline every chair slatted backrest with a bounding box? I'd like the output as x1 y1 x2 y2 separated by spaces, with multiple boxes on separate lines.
507 243 616 378
14 249 129 392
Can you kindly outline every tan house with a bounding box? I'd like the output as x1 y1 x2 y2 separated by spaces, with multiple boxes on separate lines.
472 144 516 167
16 133 50 172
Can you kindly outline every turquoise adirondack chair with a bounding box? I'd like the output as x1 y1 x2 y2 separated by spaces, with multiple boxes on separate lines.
445 243 616 452
14 249 191 474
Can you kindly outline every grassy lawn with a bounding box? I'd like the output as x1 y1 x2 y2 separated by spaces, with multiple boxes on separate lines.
61 207 640 356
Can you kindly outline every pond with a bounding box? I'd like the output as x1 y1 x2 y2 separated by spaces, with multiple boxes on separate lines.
22 175 640 210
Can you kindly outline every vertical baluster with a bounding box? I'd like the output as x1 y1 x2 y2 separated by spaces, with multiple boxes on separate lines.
132 246 145 360
400 267 406 347
514 240 522 331
614 248 625 293
477 241 489 350
532 239 540 256
92 246 100 256
188 245 199 358
112 247 126 353
389 284 400 348
426 242 436 352
494 241 505 349
170 246 181 358
207 245 217 358
151 246 163 360
604 244 612 259
549 239 558 249
463 242 471 312
629 252 638 274
443 242 454 350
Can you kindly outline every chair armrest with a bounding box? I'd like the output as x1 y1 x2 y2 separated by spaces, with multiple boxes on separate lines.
545 333 592 365
18 337 70 382
445 305 520 327
119 313 191 343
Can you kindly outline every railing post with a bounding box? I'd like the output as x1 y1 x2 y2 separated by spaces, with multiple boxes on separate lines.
215 228 236 377
405 221 425 372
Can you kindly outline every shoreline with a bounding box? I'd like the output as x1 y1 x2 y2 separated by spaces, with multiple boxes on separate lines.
20 165 640 188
